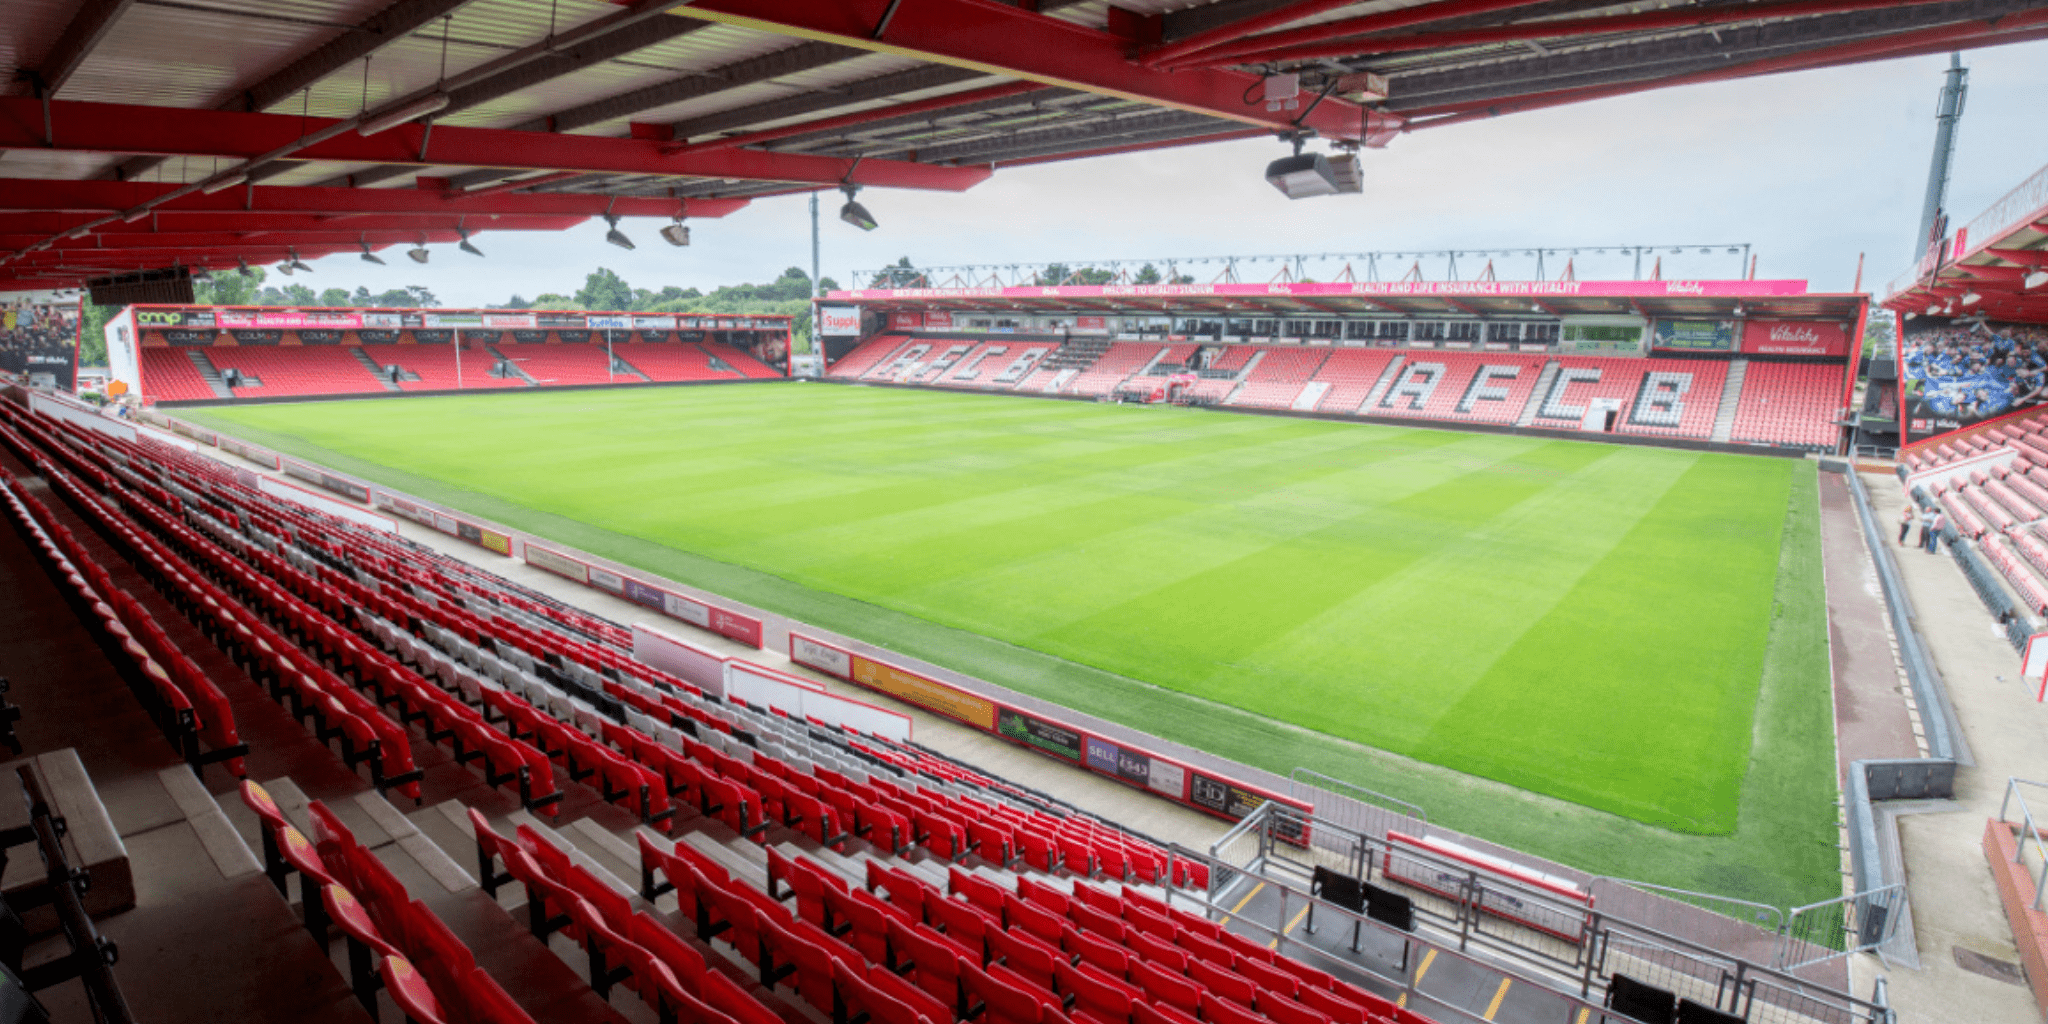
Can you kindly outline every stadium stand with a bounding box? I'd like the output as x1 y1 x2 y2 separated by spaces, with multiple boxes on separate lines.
611 342 739 383
704 341 782 379
1309 350 1402 415
1226 347 1329 409
359 343 530 391
1529 357 1727 439
1143 344 1200 374
1065 343 1166 397
1730 362 1846 450
827 334 910 380
1366 353 1550 426
140 347 222 401
208 346 389 397
490 343 627 386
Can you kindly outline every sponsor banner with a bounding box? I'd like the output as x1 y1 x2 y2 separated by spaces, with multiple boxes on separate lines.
888 312 924 331
281 459 370 503
424 312 483 328
924 311 953 331
357 330 400 343
135 309 205 328
216 434 278 470
537 314 587 329
1651 319 1736 352
1083 736 1189 799
819 306 862 336
589 566 625 595
848 655 997 730
217 310 364 329
512 330 549 343
790 635 853 679
374 491 438 527
997 707 1083 761
524 544 590 584
431 513 458 535
229 330 283 345
633 315 677 330
1741 319 1849 357
169 420 216 445
482 313 536 329
297 329 347 344
1074 316 1109 334
257 475 395 532
588 315 632 330
556 330 591 344
1188 771 1272 820
161 329 215 346
711 608 764 648
832 279 1812 301
664 591 712 629
361 312 404 328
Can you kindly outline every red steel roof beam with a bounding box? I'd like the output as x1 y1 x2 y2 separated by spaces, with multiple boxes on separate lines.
1138 0 1384 67
0 179 750 219
1159 0 1561 68
1199 0 1960 66
0 99 992 191
666 0 1397 144
1401 8 2048 128
684 81 1049 153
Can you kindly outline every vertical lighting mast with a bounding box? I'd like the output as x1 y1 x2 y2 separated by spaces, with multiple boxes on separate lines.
1914 53 1969 264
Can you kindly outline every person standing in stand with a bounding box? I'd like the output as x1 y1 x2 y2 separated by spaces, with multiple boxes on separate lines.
1919 506 1936 552
1928 509 1947 554
1899 503 1915 545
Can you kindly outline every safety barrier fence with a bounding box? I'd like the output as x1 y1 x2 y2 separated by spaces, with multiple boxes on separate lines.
1184 802 1898 1024
1998 778 2048 911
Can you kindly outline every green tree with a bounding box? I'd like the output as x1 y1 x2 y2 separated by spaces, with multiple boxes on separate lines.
1863 313 1897 362
498 295 532 309
318 288 352 307
1134 264 1161 285
575 268 634 310
79 303 112 365
405 284 439 308
531 293 577 310
869 257 920 288
1040 263 1068 286
192 266 266 306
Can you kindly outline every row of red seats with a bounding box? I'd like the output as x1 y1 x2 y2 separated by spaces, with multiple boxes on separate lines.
474 812 787 1024
0 450 247 777
239 782 535 1024
42 456 421 798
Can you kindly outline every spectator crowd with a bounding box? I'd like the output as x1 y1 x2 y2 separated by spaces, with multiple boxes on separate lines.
0 299 81 388
1902 319 2048 422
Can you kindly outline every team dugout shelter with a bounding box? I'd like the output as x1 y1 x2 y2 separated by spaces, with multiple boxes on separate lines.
105 305 791 404
823 279 1866 454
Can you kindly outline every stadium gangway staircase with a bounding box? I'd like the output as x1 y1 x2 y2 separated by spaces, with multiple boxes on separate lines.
1194 803 1892 1024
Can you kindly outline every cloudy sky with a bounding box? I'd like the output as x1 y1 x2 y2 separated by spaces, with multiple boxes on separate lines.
292 42 2048 307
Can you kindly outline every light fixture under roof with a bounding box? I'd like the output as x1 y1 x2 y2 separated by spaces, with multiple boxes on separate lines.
276 261 294 276
604 213 635 251
287 249 312 273
407 245 430 264
456 221 483 257
2026 270 2048 289
1961 291 1982 306
839 184 877 231
660 221 690 247
359 238 386 265
237 258 253 276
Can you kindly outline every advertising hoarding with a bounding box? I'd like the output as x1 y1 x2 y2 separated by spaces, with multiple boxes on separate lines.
1650 319 1736 352
1740 320 1850 356
1900 317 2048 443
819 306 862 336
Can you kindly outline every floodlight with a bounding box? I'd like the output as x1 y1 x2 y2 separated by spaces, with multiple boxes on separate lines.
456 224 483 257
604 214 635 251
2026 270 2048 290
276 261 294 276
359 93 450 136
1264 152 1339 199
1961 291 1982 306
288 249 312 272
407 246 430 264
237 258 253 276
359 239 386 265
838 184 878 231
660 222 690 246
1327 153 1363 194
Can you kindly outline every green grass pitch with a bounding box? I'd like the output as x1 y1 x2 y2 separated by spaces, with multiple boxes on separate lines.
187 383 1840 904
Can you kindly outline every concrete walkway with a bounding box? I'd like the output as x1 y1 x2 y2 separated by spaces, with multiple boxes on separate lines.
1855 474 2047 1024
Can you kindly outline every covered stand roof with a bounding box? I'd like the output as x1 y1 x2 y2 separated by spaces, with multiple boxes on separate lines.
6 0 2047 289
1883 160 2048 324
829 279 1867 322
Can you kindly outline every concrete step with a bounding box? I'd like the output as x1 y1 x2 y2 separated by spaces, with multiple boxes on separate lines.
1517 360 1561 427
350 346 404 391
1712 358 1748 443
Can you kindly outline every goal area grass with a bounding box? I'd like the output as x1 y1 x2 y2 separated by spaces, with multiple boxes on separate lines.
186 382 1841 906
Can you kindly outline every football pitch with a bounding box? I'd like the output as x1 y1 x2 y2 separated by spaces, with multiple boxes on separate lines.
186 382 1839 903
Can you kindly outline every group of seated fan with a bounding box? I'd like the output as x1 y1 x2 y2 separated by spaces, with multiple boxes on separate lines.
240 781 535 1024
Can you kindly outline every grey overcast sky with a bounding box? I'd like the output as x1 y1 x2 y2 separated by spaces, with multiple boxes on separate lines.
288 43 2048 307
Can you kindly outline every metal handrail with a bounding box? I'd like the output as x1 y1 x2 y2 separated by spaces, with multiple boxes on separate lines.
1165 837 1895 1024
1998 777 2048 909
16 766 137 1024
1593 875 1786 934
1290 767 1428 825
